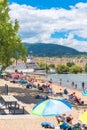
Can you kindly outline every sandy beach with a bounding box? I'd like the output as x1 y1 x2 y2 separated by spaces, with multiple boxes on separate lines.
0 78 87 130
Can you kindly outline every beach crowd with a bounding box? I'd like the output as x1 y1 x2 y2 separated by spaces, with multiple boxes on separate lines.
0 71 87 130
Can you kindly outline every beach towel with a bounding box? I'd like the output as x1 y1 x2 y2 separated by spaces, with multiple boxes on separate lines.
41 122 55 129
72 128 82 130
72 126 82 130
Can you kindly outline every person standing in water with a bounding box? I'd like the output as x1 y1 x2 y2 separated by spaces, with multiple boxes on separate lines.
59 78 62 86
82 82 85 90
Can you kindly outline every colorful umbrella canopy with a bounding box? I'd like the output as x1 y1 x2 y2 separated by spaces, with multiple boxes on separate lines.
1 72 7 76
80 111 87 124
12 73 19 79
82 90 87 96
32 99 72 116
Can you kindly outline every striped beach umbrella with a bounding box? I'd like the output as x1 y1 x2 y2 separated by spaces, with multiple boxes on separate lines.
80 111 87 124
12 73 19 79
82 90 87 96
32 99 72 116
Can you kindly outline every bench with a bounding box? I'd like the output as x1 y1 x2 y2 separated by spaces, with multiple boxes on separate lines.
8 101 25 114
17 101 25 114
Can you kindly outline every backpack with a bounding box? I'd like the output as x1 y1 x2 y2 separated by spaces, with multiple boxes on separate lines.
41 122 55 129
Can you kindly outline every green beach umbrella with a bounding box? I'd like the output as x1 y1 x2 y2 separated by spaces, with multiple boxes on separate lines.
32 99 72 116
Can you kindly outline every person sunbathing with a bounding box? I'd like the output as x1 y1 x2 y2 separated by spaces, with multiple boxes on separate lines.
73 95 84 105
56 115 73 130
69 92 84 105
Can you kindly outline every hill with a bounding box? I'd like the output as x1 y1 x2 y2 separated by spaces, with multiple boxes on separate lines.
23 43 86 57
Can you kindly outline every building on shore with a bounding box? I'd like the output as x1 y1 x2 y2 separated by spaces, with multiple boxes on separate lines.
5 56 42 74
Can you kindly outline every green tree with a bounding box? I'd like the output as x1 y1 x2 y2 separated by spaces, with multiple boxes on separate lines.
39 62 46 68
48 64 55 68
85 63 87 73
0 0 27 70
57 64 69 74
66 62 75 67
69 65 82 74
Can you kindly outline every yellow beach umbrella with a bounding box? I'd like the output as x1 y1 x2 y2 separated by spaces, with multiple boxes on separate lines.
80 111 87 124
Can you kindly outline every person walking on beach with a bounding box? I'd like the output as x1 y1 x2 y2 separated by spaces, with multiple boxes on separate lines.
75 84 77 89
49 78 52 84
59 78 62 86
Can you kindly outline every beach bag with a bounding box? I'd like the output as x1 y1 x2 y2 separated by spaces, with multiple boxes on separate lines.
64 89 68 95
60 122 69 130
41 122 55 129
35 95 40 99
26 84 32 88
40 95 49 100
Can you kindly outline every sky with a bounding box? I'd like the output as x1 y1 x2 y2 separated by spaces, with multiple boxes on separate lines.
9 0 87 52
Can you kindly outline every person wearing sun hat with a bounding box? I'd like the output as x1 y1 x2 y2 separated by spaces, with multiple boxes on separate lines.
66 116 73 124
64 116 73 130
57 115 73 130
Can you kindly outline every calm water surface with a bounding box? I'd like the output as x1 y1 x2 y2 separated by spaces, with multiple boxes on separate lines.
44 74 87 91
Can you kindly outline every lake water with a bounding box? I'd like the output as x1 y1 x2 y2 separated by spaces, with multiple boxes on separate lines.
44 74 87 91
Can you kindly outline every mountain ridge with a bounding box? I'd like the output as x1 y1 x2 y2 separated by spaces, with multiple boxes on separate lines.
23 43 87 57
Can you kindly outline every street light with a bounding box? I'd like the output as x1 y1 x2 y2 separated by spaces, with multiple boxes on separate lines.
45 61 47 75
30 51 32 58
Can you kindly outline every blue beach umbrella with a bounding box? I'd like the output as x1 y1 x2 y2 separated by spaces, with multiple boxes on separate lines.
82 89 87 96
32 99 72 116
19 79 27 84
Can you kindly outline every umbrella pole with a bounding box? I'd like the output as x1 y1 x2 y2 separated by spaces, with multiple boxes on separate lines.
56 116 60 124
55 116 61 130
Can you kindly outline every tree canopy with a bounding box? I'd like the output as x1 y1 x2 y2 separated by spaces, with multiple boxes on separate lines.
67 62 75 67
0 0 27 70
84 63 87 73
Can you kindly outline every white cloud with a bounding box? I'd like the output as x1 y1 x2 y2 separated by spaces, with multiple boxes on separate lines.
57 34 87 52
9 2 87 51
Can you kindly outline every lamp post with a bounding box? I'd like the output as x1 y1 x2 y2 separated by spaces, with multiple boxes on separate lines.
45 61 47 75
30 51 32 58
44 54 47 76
44 55 47 76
